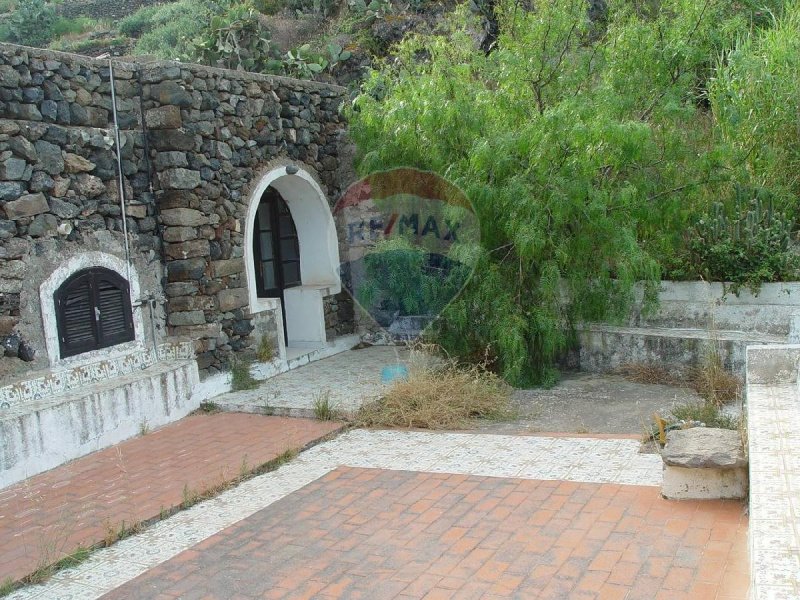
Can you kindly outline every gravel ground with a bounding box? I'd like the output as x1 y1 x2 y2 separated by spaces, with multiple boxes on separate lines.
476 372 704 436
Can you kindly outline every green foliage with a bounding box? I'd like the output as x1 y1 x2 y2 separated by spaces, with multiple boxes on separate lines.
132 0 222 59
286 0 338 16
52 16 98 38
230 358 259 390
190 2 276 71
671 186 799 292
710 3 800 200
348 0 390 17
50 34 126 53
6 0 56 47
256 336 275 362
350 0 791 385
668 402 740 431
253 0 285 14
118 4 163 37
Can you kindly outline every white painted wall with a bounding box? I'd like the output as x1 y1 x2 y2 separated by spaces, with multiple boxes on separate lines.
0 359 199 488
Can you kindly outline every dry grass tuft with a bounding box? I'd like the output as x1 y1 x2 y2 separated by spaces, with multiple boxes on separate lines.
690 355 742 406
617 356 742 407
616 363 685 386
356 360 513 430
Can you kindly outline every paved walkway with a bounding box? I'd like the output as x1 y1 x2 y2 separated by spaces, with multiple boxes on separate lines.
0 414 342 583
106 467 748 600
7 430 748 599
216 346 412 417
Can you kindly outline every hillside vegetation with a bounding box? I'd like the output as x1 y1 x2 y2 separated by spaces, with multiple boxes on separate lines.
2 0 798 384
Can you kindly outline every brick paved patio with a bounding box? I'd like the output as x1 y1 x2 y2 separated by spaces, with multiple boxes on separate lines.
0 414 342 583
104 467 748 600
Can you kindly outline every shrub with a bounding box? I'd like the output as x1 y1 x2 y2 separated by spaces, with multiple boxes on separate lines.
118 4 162 37
52 16 98 38
131 0 222 59
6 0 56 47
710 3 800 200
230 358 259 390
350 0 793 384
670 186 799 292
189 1 278 71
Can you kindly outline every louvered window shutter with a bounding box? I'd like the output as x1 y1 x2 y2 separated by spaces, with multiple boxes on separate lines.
55 268 135 358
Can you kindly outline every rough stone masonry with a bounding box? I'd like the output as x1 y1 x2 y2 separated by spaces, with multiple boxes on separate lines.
0 42 354 377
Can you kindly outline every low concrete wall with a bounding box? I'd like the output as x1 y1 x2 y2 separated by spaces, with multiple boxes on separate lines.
578 281 800 375
0 358 199 488
746 344 800 599
579 325 783 376
635 281 800 336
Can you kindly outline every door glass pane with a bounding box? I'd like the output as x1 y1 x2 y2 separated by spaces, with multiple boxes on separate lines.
261 260 276 290
280 238 299 260
279 214 295 233
283 261 300 286
257 205 272 231
259 236 273 259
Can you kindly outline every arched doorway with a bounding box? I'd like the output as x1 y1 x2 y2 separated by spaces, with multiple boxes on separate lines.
244 165 341 357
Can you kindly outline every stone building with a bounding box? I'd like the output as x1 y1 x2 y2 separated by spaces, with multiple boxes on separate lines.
0 42 357 485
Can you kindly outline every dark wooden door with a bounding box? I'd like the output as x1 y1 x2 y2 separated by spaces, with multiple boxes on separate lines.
253 188 301 345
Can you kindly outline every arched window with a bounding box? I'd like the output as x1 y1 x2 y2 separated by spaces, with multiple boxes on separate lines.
54 268 135 358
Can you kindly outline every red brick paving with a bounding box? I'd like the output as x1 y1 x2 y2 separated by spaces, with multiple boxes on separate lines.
0 414 342 583
103 467 749 600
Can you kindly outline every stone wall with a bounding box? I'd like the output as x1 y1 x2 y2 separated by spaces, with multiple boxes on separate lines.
57 0 173 21
0 43 355 379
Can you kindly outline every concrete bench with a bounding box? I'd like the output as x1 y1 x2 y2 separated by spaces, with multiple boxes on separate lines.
661 427 748 500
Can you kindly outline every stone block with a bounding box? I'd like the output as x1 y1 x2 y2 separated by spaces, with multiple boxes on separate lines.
8 137 37 162
170 323 222 339
168 295 216 311
662 465 748 500
149 129 196 151
0 181 24 201
155 152 188 170
662 428 747 469
158 190 195 209
63 153 96 173
0 316 18 335
160 208 208 227
217 288 249 312
163 226 198 243
126 204 148 219
49 198 81 218
0 157 27 180
164 239 210 260
28 213 58 237
168 310 207 326
661 428 748 500
159 168 201 190
4 192 49 219
145 105 182 130
152 81 194 107
211 258 244 278
165 281 199 297
168 257 207 282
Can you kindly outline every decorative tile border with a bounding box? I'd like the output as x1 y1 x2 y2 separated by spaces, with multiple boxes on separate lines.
746 345 800 600
0 341 194 412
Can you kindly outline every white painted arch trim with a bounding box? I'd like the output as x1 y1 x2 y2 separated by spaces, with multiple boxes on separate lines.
244 165 341 318
39 251 146 367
